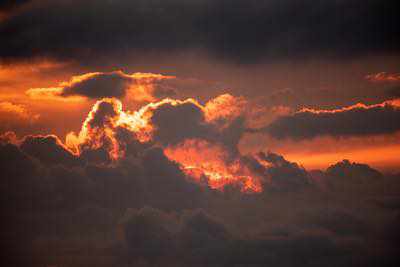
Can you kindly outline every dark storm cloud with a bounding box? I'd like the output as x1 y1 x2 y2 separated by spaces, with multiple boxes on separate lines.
119 207 364 267
150 101 212 145
0 0 31 12
27 70 185 101
264 99 400 140
20 134 80 166
257 152 312 192
2 131 400 266
60 71 133 98
0 0 398 64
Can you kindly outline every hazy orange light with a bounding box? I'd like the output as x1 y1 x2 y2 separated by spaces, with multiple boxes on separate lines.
165 139 262 193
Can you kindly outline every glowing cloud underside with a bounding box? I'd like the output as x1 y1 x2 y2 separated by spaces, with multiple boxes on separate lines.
65 94 263 193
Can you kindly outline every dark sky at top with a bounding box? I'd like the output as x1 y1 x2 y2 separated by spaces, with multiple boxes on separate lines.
1 0 399 66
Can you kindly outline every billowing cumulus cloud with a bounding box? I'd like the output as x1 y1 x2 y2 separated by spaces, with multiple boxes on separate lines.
264 98 400 140
1 85 400 267
63 94 266 192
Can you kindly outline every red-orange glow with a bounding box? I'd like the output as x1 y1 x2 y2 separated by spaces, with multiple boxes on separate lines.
164 139 262 193
26 87 86 102
66 94 248 162
65 97 201 160
204 94 247 126
240 132 400 173
66 98 132 159
285 144 400 172
127 72 175 102
0 101 40 123
366 72 400 83
26 70 175 102
298 98 400 114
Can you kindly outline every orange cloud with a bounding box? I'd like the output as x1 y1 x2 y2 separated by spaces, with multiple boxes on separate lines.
27 70 176 102
365 72 400 83
64 94 265 192
0 101 40 134
164 139 262 193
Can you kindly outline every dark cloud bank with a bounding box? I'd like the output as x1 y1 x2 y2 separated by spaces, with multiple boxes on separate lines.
1 130 400 267
263 99 400 140
0 0 399 65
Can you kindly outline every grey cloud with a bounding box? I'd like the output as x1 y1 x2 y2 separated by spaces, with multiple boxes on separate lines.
264 99 400 140
0 0 398 65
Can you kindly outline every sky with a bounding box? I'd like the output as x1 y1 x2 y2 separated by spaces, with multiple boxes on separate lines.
1 1 400 266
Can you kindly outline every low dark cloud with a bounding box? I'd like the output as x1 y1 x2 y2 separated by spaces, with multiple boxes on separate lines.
26 70 179 100
150 101 212 145
60 71 132 98
257 152 312 192
1 133 400 266
264 99 400 140
0 0 30 12
119 206 398 267
20 135 82 169
0 0 398 65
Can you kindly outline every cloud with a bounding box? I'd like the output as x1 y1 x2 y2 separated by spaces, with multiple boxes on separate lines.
2 90 400 266
0 0 398 65
121 207 176 259
256 152 312 192
119 207 367 267
264 99 400 140
165 139 263 192
65 94 248 157
0 0 30 12
366 72 400 83
1 124 400 266
26 70 176 102
324 159 384 194
19 134 80 166
0 101 40 134
68 94 267 192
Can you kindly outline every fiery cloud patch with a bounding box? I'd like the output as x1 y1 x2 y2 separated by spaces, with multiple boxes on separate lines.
204 94 247 126
64 93 264 192
366 72 400 83
165 139 262 193
0 101 40 134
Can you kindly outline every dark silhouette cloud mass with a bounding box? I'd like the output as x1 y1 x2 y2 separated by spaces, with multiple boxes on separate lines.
264 99 400 139
26 70 179 101
1 120 400 266
0 0 398 65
